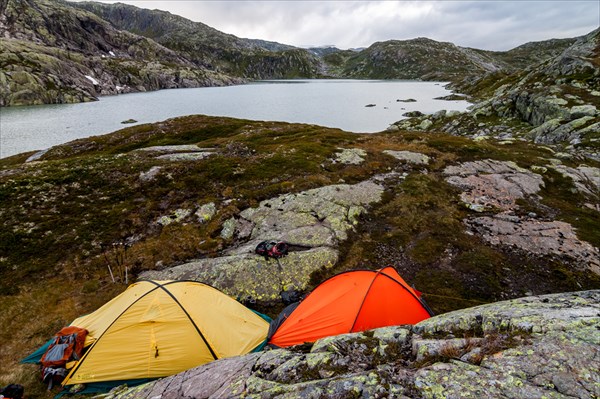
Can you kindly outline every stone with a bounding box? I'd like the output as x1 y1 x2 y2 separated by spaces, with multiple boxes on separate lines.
156 208 192 226
550 165 600 196
220 217 236 239
141 179 384 301
468 216 599 274
139 166 162 182
570 104 597 119
383 150 430 165
104 291 600 399
156 152 213 161
444 160 543 212
195 202 217 223
333 148 367 165
134 145 212 153
419 119 433 130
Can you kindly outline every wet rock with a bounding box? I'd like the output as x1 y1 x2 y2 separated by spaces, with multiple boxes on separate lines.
104 290 600 399
383 150 431 165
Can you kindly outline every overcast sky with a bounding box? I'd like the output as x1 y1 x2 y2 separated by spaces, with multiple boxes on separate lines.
81 1 599 51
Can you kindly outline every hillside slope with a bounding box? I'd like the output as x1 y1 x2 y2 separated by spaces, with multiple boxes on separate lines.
0 0 242 106
73 1 323 79
1 114 599 397
392 28 599 155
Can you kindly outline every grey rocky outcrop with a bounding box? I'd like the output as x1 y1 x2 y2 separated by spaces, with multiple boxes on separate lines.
444 160 544 212
140 180 384 301
468 215 600 274
444 159 599 272
102 290 600 399
549 164 600 197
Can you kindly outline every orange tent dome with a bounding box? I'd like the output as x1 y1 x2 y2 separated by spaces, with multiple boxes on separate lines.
268 267 433 348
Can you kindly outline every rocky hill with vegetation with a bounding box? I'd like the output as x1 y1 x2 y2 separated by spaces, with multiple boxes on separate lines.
391 28 599 158
1 110 598 396
0 0 582 106
73 1 322 79
0 0 246 106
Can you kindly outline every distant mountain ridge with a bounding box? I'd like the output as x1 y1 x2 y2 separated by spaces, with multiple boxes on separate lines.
0 0 584 106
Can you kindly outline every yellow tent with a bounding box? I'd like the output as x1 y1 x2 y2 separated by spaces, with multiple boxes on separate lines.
61 280 269 386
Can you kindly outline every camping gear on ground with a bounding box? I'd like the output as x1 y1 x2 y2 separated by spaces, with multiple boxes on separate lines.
268 266 433 348
0 384 24 399
40 326 88 389
255 240 289 259
23 280 270 394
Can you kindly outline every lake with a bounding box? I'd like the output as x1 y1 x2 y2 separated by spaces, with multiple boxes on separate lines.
0 80 471 158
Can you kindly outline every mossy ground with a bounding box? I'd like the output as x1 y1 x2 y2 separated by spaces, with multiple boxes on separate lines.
1 115 598 397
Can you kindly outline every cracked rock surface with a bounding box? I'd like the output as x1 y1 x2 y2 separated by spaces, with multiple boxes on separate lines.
103 290 600 399
140 180 384 301
444 159 599 272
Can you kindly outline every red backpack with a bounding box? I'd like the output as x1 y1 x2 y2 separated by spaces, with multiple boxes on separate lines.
41 326 88 368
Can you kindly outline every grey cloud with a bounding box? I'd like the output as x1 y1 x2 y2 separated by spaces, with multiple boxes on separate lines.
89 0 599 50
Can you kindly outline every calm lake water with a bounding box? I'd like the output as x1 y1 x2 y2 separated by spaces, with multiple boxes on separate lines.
0 80 470 158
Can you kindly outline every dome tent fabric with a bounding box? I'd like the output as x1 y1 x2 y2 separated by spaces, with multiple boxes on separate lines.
268 267 433 348
25 280 269 391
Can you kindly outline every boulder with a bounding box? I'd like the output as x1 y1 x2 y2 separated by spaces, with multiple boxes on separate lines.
141 180 385 301
103 290 600 399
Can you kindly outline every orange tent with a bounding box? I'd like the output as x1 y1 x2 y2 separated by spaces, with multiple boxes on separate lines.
268 267 433 348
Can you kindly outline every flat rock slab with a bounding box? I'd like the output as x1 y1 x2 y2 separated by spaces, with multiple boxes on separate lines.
134 145 212 153
444 160 543 212
468 215 600 274
383 150 431 165
156 152 214 161
551 164 600 197
104 290 600 399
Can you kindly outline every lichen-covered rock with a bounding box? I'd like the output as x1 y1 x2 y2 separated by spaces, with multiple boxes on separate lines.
141 180 384 301
195 202 217 223
333 148 367 165
156 208 192 226
103 290 600 399
139 247 338 302
383 150 431 165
